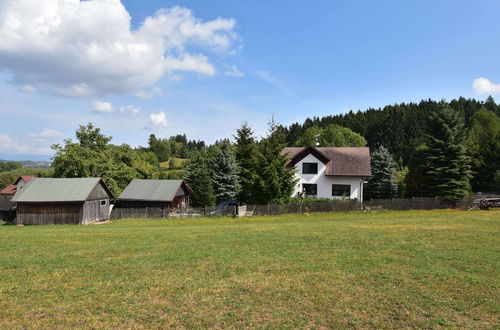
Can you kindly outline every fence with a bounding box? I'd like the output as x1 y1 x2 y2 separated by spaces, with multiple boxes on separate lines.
110 205 238 220
365 197 455 211
109 195 499 220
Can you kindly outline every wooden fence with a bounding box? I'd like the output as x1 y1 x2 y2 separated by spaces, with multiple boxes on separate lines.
109 195 498 220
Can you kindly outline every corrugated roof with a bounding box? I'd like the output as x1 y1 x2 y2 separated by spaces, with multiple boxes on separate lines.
12 178 109 202
0 184 17 195
283 146 372 177
118 179 185 202
0 176 35 195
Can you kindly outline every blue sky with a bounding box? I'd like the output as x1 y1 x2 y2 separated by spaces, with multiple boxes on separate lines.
0 0 499 161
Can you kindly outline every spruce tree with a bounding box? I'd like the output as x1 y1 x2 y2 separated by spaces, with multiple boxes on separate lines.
234 122 258 204
417 103 471 201
367 146 398 199
211 143 241 203
184 149 216 206
254 120 296 204
466 108 500 192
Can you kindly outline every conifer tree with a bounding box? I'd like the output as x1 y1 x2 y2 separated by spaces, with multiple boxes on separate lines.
184 149 216 206
254 119 297 204
366 146 398 199
417 103 471 201
210 143 241 203
466 108 500 192
234 122 258 204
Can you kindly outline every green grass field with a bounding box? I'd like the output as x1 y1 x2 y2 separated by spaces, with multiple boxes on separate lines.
0 210 498 328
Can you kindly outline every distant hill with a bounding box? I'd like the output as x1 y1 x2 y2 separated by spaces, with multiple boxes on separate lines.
0 160 52 169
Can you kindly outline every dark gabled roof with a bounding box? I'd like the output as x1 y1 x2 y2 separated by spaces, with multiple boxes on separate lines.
282 146 372 177
0 176 35 195
118 179 192 202
0 196 14 211
12 178 114 203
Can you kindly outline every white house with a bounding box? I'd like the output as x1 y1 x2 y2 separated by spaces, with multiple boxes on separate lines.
282 146 371 201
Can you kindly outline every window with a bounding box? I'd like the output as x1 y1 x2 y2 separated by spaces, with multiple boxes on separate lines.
332 184 351 197
100 200 107 206
303 184 317 196
302 162 318 174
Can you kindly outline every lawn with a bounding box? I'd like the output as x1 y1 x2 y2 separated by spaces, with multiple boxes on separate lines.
0 210 498 328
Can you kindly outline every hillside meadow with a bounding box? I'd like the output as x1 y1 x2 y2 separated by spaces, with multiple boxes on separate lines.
0 210 498 328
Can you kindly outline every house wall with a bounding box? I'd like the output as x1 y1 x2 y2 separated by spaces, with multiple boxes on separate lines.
17 203 83 225
292 154 365 201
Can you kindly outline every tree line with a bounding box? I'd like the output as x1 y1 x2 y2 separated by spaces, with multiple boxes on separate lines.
280 97 500 200
1 96 498 204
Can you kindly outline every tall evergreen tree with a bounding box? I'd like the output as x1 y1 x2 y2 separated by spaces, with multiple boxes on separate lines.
234 122 258 204
416 103 472 201
366 146 398 199
466 108 500 192
184 149 216 206
211 143 241 203
254 120 297 204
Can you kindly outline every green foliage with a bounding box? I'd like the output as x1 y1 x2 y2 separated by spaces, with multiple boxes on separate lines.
234 122 259 204
0 168 53 190
51 123 157 196
148 134 171 162
466 108 500 192
254 120 297 204
168 157 186 170
0 161 22 173
294 124 367 147
366 146 398 199
210 143 241 203
415 103 472 201
184 149 216 206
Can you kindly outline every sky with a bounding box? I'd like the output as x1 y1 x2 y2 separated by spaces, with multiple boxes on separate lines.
0 0 499 161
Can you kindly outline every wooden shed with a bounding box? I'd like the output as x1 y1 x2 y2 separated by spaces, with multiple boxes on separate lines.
117 179 193 210
12 178 114 225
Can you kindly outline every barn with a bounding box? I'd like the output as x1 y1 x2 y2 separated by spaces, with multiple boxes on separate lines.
12 178 114 225
116 179 192 213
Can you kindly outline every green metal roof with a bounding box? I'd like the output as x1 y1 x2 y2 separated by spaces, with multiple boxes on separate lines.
118 179 184 202
12 178 109 203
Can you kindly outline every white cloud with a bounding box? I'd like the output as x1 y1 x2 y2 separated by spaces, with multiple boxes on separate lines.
225 65 244 77
149 111 168 129
119 105 140 116
473 77 500 95
256 70 290 94
19 84 37 93
28 128 63 138
134 86 163 99
0 133 54 155
92 101 114 113
0 1 238 97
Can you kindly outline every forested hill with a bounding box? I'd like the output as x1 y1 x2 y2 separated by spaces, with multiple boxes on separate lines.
282 97 500 166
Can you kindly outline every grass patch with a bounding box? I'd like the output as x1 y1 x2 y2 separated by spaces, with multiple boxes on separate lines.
0 210 498 327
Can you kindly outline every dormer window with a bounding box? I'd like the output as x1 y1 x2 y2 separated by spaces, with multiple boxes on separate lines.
302 162 318 174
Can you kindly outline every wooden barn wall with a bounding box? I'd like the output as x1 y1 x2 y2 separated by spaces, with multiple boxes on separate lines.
110 201 170 219
17 203 83 225
87 182 110 201
82 199 110 224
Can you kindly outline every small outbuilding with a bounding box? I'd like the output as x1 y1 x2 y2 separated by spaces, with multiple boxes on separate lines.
117 179 193 209
12 178 114 225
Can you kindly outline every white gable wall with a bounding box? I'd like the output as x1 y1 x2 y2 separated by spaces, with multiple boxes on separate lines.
291 154 364 201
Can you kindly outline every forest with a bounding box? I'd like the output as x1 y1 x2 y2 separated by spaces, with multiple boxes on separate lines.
1 96 498 205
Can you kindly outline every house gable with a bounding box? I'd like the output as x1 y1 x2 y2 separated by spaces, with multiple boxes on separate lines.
285 146 330 169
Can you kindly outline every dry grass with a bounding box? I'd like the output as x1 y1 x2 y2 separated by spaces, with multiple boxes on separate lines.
0 209 498 328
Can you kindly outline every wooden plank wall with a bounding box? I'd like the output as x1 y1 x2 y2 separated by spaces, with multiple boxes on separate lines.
82 199 110 224
17 203 82 225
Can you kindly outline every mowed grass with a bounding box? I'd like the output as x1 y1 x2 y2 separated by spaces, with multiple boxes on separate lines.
0 210 498 328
